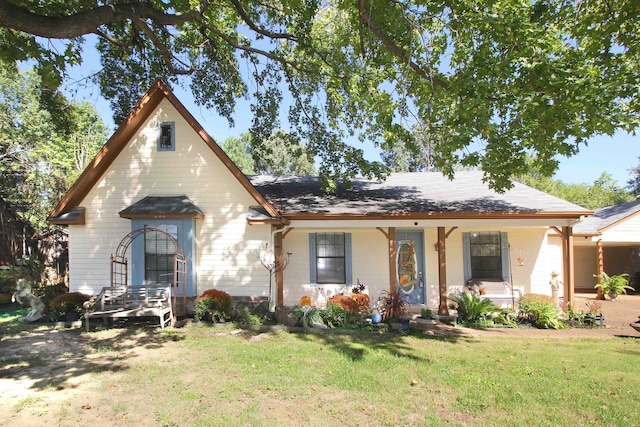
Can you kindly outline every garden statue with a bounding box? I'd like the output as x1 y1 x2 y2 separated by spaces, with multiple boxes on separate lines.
549 271 562 306
12 279 45 322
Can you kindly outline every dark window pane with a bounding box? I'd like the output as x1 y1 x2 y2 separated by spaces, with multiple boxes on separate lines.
469 232 501 279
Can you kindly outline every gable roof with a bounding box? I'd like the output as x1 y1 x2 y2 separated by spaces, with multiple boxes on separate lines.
573 199 640 235
249 172 591 220
48 80 278 224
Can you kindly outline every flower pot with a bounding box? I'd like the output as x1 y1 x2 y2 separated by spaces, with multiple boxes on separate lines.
608 291 618 301
371 312 382 324
416 317 437 325
400 318 410 330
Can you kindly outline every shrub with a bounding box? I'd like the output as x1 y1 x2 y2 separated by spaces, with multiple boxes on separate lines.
37 282 68 314
49 292 91 320
195 289 233 322
327 295 360 314
447 290 497 324
351 293 370 312
517 293 564 329
324 302 361 329
232 307 263 325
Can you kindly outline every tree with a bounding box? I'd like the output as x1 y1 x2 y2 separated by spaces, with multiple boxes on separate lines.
516 157 632 209
1 0 638 191
382 123 437 173
221 134 256 175
626 156 640 199
0 64 107 234
221 130 316 175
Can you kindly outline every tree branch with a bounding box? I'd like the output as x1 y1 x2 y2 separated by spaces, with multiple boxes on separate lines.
132 19 194 75
227 0 297 41
358 0 450 92
0 0 199 39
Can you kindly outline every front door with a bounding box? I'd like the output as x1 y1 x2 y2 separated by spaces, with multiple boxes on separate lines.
396 230 425 305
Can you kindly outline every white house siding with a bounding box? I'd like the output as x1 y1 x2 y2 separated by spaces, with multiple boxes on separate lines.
68 99 271 297
280 225 560 309
443 227 553 297
282 228 389 306
600 213 640 243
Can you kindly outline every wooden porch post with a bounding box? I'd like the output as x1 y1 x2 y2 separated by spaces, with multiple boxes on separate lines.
596 239 604 300
274 228 284 308
561 226 575 308
388 227 396 293
437 226 449 315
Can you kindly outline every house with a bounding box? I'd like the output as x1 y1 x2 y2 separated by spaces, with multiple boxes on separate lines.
48 81 591 315
571 200 640 293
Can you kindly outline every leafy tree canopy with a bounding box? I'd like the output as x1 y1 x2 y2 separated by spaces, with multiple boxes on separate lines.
515 157 633 209
222 130 316 175
1 0 638 191
0 63 107 232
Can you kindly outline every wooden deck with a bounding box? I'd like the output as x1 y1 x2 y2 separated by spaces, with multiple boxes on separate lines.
84 285 173 331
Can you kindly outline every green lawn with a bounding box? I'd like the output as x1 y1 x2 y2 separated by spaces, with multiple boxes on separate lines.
1 310 639 426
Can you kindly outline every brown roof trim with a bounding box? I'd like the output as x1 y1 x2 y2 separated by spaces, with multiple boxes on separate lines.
48 207 86 225
120 213 205 220
48 80 278 222
281 210 591 221
247 218 290 226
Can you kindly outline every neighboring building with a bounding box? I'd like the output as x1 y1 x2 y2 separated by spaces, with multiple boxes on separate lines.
572 200 640 292
49 81 591 314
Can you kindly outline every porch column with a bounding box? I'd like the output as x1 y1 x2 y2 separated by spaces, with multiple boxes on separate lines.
437 227 449 315
561 226 575 307
274 228 284 308
388 227 396 293
596 239 604 300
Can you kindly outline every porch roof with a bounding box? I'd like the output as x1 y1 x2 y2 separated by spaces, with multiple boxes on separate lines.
249 171 590 219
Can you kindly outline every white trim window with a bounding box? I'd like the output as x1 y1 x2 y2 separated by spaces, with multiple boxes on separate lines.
309 232 352 285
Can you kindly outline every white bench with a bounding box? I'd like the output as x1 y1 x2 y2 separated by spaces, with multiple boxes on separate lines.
466 279 523 308
84 285 173 331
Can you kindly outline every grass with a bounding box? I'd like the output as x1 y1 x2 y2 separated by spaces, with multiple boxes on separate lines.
85 325 640 426
1 304 639 426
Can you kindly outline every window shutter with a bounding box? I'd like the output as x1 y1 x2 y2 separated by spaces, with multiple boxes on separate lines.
345 233 352 285
462 232 471 283
501 232 510 281
309 233 317 284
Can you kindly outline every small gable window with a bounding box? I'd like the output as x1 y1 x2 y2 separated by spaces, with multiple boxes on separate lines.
158 121 175 151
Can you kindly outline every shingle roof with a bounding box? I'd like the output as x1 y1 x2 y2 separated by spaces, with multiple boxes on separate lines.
249 171 589 216
573 199 640 235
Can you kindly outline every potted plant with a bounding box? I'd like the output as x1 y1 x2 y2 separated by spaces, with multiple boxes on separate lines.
416 308 437 325
379 288 409 330
594 272 633 300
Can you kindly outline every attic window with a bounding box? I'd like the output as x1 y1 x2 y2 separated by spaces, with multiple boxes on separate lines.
158 121 175 151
